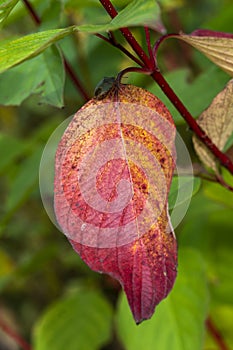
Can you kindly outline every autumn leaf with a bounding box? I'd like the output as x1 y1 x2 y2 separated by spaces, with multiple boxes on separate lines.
173 29 233 76
54 83 177 324
193 79 233 172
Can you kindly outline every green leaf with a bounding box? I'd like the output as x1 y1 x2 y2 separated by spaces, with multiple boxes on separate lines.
38 46 65 106
0 45 65 107
0 0 20 28
103 0 164 33
0 0 163 73
70 0 163 31
68 0 163 32
116 248 209 350
33 289 113 350
0 27 75 73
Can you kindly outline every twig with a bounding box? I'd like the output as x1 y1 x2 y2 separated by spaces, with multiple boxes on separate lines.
215 174 233 192
99 0 153 69
99 0 233 176
151 70 233 175
188 164 233 191
23 0 41 25
95 33 143 66
116 66 151 84
22 0 90 101
153 33 176 56
0 318 32 350
144 27 155 69
206 317 230 350
63 58 90 101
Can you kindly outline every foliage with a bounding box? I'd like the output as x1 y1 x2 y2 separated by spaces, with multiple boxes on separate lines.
0 0 233 349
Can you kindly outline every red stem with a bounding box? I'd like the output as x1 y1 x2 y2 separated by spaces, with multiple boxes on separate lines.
23 0 41 25
144 27 155 68
95 33 143 66
151 70 233 174
99 0 153 69
22 0 90 101
99 0 233 176
215 174 233 192
63 57 90 101
0 318 32 350
116 66 151 84
153 33 177 56
206 317 230 350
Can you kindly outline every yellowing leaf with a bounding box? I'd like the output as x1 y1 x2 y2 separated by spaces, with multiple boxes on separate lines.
193 79 233 172
33 289 113 350
175 31 233 76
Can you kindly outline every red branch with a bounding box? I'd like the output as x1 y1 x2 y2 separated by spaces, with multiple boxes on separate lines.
23 0 41 25
206 317 230 350
99 0 153 69
99 0 233 176
144 27 155 68
22 0 90 101
151 70 233 173
95 33 143 66
63 58 90 101
0 318 32 350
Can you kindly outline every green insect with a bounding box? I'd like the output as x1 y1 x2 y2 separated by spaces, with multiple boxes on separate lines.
94 76 116 99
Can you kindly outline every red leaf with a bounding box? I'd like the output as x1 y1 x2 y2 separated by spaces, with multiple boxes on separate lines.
54 83 177 323
70 207 176 324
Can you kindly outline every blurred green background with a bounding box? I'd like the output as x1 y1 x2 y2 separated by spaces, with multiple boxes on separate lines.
0 1 233 349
